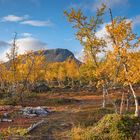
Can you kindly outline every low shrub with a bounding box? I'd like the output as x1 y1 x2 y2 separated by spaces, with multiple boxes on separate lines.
0 127 27 139
71 114 140 140
74 108 114 127
0 95 19 106
45 98 79 106
24 92 37 99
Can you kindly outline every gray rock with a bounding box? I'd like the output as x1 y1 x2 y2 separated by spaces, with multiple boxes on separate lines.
21 107 49 117
31 83 50 93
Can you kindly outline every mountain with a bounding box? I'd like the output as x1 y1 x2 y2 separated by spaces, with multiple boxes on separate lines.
36 48 80 64
6 48 81 66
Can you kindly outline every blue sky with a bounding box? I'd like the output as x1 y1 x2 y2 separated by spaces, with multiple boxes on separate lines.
0 0 140 60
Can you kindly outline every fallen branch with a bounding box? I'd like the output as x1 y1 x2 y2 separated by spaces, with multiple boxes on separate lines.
27 120 45 133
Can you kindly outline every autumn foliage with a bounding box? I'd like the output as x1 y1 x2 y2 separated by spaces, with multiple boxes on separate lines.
0 4 140 118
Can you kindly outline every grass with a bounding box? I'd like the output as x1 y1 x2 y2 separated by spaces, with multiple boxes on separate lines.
73 108 114 127
70 114 140 140
0 92 37 106
44 98 80 106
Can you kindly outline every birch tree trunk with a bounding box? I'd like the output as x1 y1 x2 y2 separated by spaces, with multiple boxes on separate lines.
106 88 118 113
125 90 130 112
129 83 139 117
120 92 125 115
123 64 139 117
102 86 106 108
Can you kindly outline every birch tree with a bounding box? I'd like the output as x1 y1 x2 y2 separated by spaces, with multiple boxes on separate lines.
106 9 140 116
64 4 110 108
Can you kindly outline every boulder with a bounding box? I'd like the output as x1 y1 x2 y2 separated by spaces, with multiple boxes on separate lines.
31 83 51 93
21 106 49 117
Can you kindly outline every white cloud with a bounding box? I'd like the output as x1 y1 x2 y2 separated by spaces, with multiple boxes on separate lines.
0 41 9 47
76 23 111 59
91 0 129 11
94 23 111 58
21 20 53 27
75 24 110 61
95 19 136 57
1 15 28 22
69 0 129 12
16 37 47 54
0 37 47 61
1 14 53 27
68 2 89 11
81 23 110 47
75 49 84 61
96 23 112 51
96 24 109 40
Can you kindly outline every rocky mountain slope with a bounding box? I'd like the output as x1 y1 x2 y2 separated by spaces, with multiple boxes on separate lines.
35 48 80 63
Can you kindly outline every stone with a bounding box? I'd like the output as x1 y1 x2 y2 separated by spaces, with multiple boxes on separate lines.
21 106 49 117
31 83 51 93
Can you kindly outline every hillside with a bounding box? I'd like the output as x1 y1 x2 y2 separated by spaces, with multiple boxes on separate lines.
35 48 80 64
5 48 81 67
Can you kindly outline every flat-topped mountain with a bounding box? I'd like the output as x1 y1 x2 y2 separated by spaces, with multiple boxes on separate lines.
36 48 80 63
6 48 80 65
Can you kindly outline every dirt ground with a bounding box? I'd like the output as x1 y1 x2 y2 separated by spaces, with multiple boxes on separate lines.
0 89 139 140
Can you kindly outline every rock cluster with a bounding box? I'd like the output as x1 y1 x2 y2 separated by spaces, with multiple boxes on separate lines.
21 107 49 117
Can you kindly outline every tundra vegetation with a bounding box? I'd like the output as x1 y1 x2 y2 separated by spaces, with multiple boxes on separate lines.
0 4 140 140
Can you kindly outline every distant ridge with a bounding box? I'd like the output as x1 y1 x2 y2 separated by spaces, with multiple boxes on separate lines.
35 48 80 64
6 48 81 66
